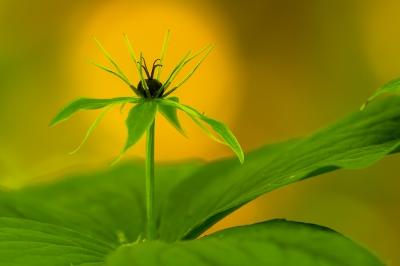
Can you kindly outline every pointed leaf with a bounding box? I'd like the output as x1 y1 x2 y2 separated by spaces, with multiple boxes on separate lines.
106 220 382 266
158 99 244 163
189 115 226 145
157 97 187 137
0 217 113 265
111 100 158 164
50 97 138 126
361 76 400 109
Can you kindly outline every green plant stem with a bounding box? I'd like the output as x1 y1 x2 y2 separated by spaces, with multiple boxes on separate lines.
146 119 156 241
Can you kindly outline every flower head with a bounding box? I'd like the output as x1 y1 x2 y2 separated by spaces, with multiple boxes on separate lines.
50 31 244 164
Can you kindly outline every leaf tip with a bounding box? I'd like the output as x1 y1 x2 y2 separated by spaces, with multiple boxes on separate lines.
360 102 367 111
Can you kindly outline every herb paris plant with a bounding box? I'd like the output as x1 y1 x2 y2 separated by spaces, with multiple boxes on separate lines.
2 32 399 265
49 31 244 242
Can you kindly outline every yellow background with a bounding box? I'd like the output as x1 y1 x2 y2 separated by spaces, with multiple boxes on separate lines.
1 0 399 263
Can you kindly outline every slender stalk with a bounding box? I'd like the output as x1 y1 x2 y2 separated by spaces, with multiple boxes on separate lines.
146 119 156 241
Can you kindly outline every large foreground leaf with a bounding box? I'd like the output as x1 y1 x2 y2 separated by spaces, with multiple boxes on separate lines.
15 161 202 246
106 220 382 266
159 95 400 241
0 217 113 266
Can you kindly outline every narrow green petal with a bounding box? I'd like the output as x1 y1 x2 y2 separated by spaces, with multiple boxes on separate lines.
158 99 244 163
50 97 139 126
92 36 129 81
139 52 151 97
162 44 214 98
110 101 158 165
122 34 143 96
157 97 187 138
156 30 170 80
85 58 134 89
161 51 192 91
70 104 116 154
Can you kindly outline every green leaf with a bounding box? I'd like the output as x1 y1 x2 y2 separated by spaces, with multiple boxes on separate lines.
14 161 202 245
49 97 138 126
188 115 226 145
0 217 113 266
106 220 383 266
158 99 244 163
111 100 158 165
157 97 187 137
361 76 400 109
0 189 117 245
158 95 400 242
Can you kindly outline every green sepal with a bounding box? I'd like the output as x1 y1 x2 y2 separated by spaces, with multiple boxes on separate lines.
157 96 187 138
163 44 214 98
70 103 116 154
92 36 129 81
361 76 400 110
158 99 244 163
49 97 139 126
110 100 158 165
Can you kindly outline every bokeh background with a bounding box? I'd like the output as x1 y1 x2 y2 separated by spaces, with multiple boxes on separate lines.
1 0 400 263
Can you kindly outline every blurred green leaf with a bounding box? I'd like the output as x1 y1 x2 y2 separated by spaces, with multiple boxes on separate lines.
111 100 158 164
106 220 382 266
158 99 244 163
0 217 113 266
0 189 117 245
361 76 400 109
49 97 138 126
157 97 187 137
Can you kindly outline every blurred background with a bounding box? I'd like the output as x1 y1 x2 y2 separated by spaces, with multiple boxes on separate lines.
1 0 400 263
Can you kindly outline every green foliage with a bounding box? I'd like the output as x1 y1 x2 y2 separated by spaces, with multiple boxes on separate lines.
4 32 398 264
3 95 400 264
361 76 400 109
107 220 382 266
0 217 113 266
